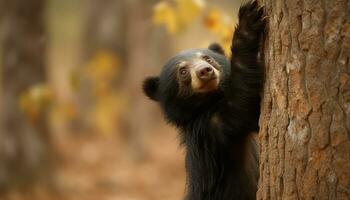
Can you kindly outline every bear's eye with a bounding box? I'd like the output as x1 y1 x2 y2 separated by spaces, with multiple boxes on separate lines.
179 67 188 76
202 55 213 63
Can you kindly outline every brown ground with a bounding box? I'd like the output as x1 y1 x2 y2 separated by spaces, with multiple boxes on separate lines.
2 126 186 200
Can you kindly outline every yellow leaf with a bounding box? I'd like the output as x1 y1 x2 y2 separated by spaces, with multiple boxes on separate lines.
86 50 119 81
83 50 120 97
152 0 205 34
19 84 53 124
153 1 178 34
203 8 222 32
202 8 234 55
176 0 205 26
91 95 124 136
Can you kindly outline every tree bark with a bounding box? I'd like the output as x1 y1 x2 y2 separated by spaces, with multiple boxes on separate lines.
0 0 49 189
258 0 350 199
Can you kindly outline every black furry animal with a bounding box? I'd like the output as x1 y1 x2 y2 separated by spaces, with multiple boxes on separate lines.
143 1 265 199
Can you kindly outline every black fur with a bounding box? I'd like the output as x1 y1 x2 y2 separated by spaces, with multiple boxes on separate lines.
143 1 265 199
143 76 160 101
208 43 225 55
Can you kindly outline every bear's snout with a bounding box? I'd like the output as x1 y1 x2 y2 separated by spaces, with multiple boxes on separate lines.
195 66 216 82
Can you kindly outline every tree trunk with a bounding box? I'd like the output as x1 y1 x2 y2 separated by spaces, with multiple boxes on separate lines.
0 0 49 189
120 0 156 160
80 0 171 160
258 0 350 199
83 0 128 62
77 0 128 133
120 0 173 160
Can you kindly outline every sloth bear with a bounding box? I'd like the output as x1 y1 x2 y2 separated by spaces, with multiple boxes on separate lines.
143 1 265 199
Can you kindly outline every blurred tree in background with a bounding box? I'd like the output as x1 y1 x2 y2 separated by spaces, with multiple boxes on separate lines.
79 0 173 160
0 0 52 190
77 0 127 135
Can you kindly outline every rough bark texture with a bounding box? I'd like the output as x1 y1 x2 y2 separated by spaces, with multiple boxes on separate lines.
0 0 49 189
258 0 350 199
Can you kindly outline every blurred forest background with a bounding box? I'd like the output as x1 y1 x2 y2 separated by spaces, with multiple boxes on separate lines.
0 0 243 199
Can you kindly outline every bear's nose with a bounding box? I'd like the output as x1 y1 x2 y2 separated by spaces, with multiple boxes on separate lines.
196 66 215 81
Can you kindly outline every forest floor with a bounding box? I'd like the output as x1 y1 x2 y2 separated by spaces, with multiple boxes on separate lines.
1 126 186 200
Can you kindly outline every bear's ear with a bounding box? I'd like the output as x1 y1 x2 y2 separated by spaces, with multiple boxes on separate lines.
143 76 160 101
208 43 225 55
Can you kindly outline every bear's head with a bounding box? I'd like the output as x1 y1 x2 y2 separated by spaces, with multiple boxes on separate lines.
143 44 231 124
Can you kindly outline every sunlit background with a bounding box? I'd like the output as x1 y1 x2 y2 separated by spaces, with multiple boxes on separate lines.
0 0 243 199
